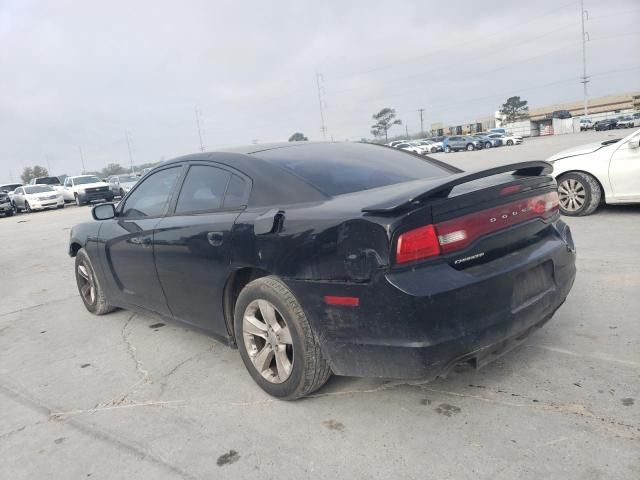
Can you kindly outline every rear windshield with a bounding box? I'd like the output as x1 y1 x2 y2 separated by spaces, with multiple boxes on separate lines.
255 143 450 196
0 184 21 191
25 185 54 193
35 177 60 185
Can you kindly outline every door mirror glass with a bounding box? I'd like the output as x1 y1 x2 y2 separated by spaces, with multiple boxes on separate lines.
92 203 116 221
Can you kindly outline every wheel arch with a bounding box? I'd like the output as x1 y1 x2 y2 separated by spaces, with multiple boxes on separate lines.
223 266 271 347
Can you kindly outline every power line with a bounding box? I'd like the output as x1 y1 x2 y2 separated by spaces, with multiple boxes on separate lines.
329 0 578 81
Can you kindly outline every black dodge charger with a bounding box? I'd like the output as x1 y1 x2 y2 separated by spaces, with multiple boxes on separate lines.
69 142 576 399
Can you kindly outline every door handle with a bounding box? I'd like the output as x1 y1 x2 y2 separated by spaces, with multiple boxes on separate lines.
130 236 152 246
207 231 224 247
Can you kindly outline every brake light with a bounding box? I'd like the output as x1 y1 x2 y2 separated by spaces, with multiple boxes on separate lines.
395 224 441 264
395 192 559 264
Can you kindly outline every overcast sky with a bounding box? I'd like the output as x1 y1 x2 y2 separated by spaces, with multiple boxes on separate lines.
1 0 638 179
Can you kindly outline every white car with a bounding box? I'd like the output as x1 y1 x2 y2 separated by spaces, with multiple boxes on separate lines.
12 185 64 212
547 128 640 216
486 132 523 146
62 175 115 206
394 142 425 155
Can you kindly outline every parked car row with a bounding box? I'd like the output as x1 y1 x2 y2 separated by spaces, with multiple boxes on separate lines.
581 113 640 131
386 128 523 155
0 173 127 217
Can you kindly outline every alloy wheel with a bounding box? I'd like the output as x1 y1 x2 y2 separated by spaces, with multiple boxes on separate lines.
558 178 586 212
242 299 294 384
25 201 31 213
77 261 96 305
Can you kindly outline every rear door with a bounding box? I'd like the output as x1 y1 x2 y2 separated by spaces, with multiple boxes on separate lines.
98 165 184 315
153 163 250 335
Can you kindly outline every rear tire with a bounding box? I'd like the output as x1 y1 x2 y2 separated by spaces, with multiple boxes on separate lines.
557 172 601 216
75 194 82 206
431 147 437 153
234 276 331 400
485 142 491 148
507 139 514 146
75 248 115 315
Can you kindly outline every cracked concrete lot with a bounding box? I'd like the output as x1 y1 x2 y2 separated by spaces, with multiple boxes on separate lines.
1 131 639 479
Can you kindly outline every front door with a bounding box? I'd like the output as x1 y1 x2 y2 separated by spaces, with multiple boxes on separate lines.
609 133 640 202
153 164 248 336
98 165 183 315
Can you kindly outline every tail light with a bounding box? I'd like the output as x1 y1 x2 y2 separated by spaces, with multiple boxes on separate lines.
395 191 559 264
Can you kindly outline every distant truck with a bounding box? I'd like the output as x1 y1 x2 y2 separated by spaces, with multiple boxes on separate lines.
29 176 64 194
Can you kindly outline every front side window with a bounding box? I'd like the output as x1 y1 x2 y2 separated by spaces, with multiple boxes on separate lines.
175 165 231 214
121 167 181 218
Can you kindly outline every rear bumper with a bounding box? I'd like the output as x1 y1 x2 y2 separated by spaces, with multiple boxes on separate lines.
285 220 576 379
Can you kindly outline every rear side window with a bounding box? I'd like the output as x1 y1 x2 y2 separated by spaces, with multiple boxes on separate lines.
175 165 231 213
121 167 181 218
223 174 247 208
255 143 450 196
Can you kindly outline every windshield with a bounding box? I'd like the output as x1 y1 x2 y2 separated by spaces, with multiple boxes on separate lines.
118 175 137 182
25 185 54 194
74 176 102 185
256 143 450 196
0 184 21 191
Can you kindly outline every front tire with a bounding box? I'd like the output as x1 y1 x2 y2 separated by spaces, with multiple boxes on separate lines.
431 147 437 153
557 172 601 216
506 139 514 146
485 142 492 148
25 201 32 213
75 249 115 315
466 143 474 151
234 276 331 400
444 146 451 153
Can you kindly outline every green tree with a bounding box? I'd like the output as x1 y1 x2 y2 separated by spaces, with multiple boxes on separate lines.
288 132 308 142
499 96 530 123
371 108 402 141
102 163 127 177
21 165 49 184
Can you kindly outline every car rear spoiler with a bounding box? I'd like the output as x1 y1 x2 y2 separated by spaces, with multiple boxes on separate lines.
362 161 553 214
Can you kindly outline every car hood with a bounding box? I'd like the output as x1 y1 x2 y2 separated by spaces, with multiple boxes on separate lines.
76 182 109 189
547 140 619 162
28 191 60 199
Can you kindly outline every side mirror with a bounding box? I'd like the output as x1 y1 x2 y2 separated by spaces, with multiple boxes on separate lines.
92 203 116 221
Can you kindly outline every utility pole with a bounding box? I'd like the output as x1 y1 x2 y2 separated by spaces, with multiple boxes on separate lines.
78 146 86 174
315 72 328 140
405 125 409 139
580 0 589 117
417 108 425 137
195 107 205 152
125 131 134 173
